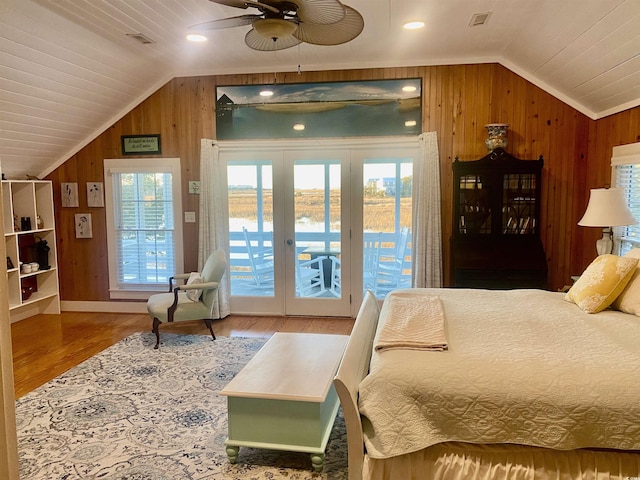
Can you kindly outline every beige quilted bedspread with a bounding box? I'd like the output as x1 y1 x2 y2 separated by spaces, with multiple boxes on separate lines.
359 288 640 459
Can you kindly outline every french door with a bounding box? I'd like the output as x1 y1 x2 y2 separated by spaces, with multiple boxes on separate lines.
225 148 351 316
282 150 351 316
223 139 418 316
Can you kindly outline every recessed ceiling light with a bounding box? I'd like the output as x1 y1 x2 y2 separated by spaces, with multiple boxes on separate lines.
260 90 274 97
186 34 207 42
402 85 417 93
293 124 305 131
405 120 417 127
403 21 425 30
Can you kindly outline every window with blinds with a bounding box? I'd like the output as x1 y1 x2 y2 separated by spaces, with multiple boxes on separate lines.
104 158 183 299
612 143 640 255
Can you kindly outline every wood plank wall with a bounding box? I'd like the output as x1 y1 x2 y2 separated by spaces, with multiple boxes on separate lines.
45 63 640 302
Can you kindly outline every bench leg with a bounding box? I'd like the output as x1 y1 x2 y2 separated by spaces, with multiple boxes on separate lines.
310 453 324 472
226 445 239 464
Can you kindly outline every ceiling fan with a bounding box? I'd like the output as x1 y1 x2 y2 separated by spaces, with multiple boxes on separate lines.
190 0 364 51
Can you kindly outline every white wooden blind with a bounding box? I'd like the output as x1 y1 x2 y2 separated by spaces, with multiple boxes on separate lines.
612 142 640 255
112 171 176 288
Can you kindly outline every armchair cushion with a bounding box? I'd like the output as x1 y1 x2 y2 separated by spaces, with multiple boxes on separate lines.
147 291 210 323
147 281 219 323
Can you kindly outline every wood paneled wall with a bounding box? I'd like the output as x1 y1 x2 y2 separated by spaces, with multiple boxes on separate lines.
45 63 640 302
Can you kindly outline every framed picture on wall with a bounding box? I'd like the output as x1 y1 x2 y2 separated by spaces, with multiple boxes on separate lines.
75 213 92 239
121 134 161 155
87 182 104 207
61 182 79 207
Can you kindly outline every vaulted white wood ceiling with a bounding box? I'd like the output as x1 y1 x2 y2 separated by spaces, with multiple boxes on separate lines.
1 0 639 179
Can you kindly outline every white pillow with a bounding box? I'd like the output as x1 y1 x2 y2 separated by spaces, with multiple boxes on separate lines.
185 272 203 302
612 249 640 315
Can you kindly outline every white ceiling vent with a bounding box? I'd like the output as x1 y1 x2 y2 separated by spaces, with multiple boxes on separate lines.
469 12 492 27
126 33 156 45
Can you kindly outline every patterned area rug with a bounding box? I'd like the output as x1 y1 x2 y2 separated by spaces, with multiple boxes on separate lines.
16 333 348 479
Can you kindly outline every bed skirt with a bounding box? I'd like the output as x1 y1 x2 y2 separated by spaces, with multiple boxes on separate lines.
363 443 640 480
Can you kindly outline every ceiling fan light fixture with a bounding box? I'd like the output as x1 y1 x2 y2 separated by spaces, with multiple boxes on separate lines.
253 18 297 40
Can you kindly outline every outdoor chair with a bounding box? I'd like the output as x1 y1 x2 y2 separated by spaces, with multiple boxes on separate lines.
147 250 226 349
329 255 341 297
242 227 274 287
375 227 411 294
296 253 328 297
363 232 382 294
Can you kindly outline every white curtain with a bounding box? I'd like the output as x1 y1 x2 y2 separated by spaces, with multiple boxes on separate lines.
198 139 231 318
412 132 443 287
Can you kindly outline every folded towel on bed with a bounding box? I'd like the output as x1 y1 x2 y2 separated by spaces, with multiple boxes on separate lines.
375 291 448 352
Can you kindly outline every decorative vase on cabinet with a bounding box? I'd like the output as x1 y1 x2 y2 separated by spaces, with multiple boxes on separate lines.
2 180 60 322
484 123 509 151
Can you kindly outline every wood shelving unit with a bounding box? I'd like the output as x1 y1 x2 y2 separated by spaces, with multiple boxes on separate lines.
3 180 60 322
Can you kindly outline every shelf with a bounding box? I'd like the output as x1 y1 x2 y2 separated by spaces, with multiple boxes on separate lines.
10 291 59 311
2 180 60 321
19 267 55 279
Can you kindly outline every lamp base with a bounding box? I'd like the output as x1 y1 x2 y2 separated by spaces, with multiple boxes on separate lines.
596 227 613 255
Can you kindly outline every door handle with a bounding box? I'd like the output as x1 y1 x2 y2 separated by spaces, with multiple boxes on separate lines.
286 239 293 246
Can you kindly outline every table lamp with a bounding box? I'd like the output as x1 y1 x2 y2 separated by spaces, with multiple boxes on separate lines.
578 187 637 255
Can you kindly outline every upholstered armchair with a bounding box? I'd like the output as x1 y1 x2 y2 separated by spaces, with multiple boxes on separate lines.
147 250 227 349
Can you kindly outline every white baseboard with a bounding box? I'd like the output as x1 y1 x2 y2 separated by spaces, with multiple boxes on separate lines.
61 301 148 313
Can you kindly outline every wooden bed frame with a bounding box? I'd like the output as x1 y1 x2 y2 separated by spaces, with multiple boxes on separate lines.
333 290 380 480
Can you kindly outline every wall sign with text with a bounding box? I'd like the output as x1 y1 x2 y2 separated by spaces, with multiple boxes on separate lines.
121 135 161 155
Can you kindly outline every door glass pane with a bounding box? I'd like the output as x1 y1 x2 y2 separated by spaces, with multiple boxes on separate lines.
363 158 413 298
293 160 341 298
228 161 274 297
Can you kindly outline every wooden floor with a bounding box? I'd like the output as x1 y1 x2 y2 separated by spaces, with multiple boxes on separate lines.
10 312 354 399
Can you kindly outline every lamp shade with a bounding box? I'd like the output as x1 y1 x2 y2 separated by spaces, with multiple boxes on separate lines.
578 188 637 227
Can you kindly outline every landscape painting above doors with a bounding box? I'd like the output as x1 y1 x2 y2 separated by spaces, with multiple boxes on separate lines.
216 78 422 140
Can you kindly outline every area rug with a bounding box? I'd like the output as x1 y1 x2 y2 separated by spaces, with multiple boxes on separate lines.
15 333 348 479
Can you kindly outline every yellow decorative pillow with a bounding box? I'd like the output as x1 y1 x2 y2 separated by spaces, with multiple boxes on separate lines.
565 254 638 313
612 249 640 315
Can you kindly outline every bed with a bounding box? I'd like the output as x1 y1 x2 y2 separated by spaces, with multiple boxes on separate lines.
334 282 640 480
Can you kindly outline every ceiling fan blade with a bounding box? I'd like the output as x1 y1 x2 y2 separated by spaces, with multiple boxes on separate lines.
245 28 302 51
290 0 346 25
208 0 280 14
295 5 363 45
190 14 259 30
